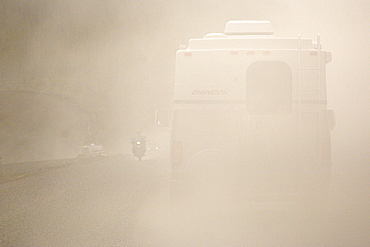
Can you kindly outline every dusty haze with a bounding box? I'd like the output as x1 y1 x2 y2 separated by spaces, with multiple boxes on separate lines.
0 0 369 245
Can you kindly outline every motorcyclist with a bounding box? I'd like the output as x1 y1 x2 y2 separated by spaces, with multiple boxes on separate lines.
131 130 146 160
131 129 146 142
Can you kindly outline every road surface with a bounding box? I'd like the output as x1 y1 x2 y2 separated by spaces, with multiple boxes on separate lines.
1 155 368 246
1 155 171 246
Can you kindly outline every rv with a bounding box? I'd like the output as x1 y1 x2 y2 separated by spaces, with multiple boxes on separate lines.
165 21 335 205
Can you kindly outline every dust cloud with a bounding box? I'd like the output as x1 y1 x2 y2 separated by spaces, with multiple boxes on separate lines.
0 0 369 246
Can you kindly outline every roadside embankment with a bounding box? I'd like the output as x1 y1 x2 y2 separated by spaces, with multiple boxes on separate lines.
0 91 90 164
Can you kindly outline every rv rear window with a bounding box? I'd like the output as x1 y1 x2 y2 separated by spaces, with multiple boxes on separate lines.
246 61 292 114
246 61 292 113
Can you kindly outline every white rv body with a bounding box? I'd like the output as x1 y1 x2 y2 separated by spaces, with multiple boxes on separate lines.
171 21 334 203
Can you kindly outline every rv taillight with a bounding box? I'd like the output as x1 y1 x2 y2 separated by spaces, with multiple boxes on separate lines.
171 141 183 166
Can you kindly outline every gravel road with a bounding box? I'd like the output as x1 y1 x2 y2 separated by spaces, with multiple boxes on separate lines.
0 155 170 246
1 155 368 246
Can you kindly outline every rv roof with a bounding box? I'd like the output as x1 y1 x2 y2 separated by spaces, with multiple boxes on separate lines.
186 37 314 50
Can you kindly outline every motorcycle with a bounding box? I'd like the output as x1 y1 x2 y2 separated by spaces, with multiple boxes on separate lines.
131 137 146 161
